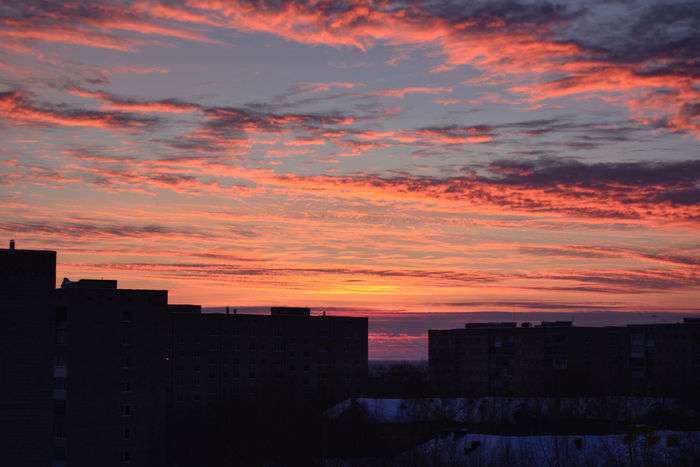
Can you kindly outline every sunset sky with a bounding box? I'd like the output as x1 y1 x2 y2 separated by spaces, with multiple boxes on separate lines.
1 0 699 358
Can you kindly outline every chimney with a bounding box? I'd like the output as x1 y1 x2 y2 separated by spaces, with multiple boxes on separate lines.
9 239 15 250
226 306 230 315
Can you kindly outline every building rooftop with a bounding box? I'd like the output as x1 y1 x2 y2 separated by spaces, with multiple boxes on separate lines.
60 278 118 289
464 322 517 328
271 306 311 317
168 304 202 314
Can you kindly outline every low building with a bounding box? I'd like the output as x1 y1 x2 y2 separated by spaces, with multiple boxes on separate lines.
168 306 367 410
429 320 700 397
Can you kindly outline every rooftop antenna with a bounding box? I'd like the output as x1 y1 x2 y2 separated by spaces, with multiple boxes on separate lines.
9 239 15 250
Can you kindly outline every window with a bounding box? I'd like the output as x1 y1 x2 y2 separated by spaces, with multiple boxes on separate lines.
121 381 131 393
121 354 132 369
122 426 131 440
552 356 568 370
121 404 131 417
55 329 66 345
55 354 65 367
54 418 65 439
120 449 131 463
121 311 132 323
121 333 131 347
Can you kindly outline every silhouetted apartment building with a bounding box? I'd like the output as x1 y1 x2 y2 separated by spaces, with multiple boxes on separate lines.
429 320 700 397
52 278 170 467
0 243 56 466
0 243 367 467
168 306 367 410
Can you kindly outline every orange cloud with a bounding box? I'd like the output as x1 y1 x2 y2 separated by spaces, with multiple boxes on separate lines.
0 91 155 130
69 88 201 113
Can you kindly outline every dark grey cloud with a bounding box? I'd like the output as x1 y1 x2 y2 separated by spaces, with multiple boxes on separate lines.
0 90 158 130
0 221 198 239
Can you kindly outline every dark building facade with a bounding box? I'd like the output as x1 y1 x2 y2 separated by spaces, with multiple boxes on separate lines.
0 243 368 467
52 280 170 467
168 306 367 410
0 244 56 466
429 320 700 397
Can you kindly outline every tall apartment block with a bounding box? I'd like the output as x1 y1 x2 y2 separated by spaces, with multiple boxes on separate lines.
0 242 56 466
0 243 368 467
429 320 700 397
52 279 170 467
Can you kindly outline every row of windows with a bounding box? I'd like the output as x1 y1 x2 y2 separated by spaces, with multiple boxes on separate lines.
173 378 346 402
